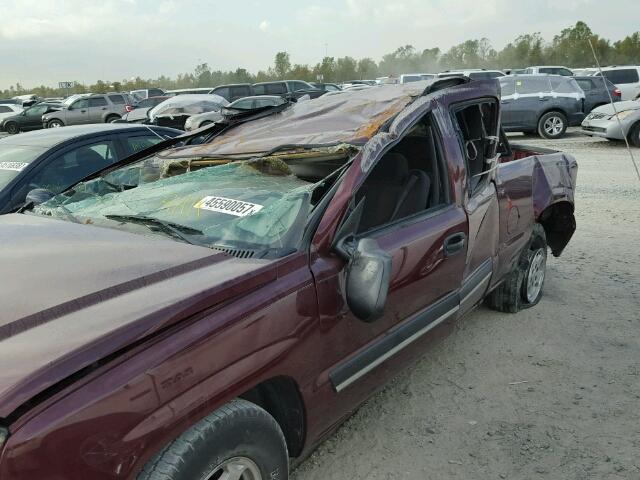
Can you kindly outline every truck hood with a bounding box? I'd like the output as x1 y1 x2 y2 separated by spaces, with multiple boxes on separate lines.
592 100 640 115
0 214 277 418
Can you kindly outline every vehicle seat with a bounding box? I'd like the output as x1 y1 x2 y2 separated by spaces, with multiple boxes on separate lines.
357 153 430 232
74 147 109 177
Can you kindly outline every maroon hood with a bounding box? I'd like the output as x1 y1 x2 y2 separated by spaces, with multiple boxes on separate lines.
0 214 277 418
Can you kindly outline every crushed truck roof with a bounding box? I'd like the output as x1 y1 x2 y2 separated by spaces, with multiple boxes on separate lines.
163 82 429 157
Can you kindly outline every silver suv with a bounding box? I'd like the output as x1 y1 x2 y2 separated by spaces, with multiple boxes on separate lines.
43 94 131 128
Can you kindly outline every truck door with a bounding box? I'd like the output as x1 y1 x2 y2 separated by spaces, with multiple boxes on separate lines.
309 109 467 425
450 99 501 314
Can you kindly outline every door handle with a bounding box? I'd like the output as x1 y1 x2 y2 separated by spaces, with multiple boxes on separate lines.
444 232 466 257
101 107 107 110
539 97 549 102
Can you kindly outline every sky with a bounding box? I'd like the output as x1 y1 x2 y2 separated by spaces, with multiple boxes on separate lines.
1 0 638 89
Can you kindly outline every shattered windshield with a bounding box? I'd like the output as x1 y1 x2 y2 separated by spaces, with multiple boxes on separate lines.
32 154 335 257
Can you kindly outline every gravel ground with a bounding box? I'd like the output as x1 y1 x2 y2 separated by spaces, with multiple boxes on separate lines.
292 129 640 480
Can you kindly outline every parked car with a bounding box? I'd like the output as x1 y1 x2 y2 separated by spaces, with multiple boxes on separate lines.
0 103 62 134
184 95 286 131
310 82 342 92
0 79 578 480
0 124 181 214
0 104 23 122
148 94 228 129
499 74 585 138
572 68 598 77
581 100 640 146
130 88 166 101
400 73 437 83
593 66 640 100
12 94 40 107
122 96 170 123
438 69 506 80
524 66 574 76
252 80 324 99
42 93 133 128
574 75 621 113
210 83 253 102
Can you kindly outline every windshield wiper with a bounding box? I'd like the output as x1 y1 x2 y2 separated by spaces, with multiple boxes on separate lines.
104 214 205 246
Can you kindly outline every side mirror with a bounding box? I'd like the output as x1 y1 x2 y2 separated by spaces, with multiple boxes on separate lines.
337 237 392 322
25 188 55 207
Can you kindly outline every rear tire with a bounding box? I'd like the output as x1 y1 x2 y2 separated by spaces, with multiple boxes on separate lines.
4 122 19 134
486 224 548 313
106 115 120 123
137 399 288 480
537 111 567 139
628 122 640 147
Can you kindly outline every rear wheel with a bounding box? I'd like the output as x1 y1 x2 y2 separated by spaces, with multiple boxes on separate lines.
537 111 567 139
137 399 288 480
47 119 64 128
4 122 19 134
106 114 120 123
628 122 640 147
487 224 548 313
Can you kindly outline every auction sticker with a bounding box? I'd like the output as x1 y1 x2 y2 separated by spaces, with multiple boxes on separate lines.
0 162 29 171
194 196 264 217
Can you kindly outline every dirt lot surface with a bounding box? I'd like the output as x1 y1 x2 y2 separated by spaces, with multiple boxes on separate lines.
292 129 640 480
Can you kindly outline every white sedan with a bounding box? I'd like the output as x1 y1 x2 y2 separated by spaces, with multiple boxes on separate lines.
0 104 23 122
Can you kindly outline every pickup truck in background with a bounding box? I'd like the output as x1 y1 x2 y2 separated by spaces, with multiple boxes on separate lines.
0 78 577 480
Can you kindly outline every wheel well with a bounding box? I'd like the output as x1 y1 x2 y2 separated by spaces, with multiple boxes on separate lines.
538 109 568 124
239 376 306 457
106 114 121 120
537 201 575 257
626 120 640 140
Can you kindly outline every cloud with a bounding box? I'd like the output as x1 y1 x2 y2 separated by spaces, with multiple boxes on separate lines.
259 20 271 32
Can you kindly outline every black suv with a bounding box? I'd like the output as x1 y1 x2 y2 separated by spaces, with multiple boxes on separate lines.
499 75 585 139
574 75 621 113
252 80 324 99
210 84 253 102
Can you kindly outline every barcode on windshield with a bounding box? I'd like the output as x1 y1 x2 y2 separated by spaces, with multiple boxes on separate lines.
194 196 264 217
0 162 29 171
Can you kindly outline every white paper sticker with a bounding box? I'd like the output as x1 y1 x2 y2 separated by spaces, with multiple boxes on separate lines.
194 196 264 217
0 162 29 172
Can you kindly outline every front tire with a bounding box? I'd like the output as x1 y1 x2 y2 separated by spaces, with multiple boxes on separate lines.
487 224 548 313
4 122 19 134
47 119 64 128
628 122 640 147
537 111 567 139
137 399 288 480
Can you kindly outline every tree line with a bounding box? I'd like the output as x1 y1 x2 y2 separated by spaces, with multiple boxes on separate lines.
2 21 639 98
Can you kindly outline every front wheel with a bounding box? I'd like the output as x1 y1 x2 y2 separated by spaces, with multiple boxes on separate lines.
4 122 19 134
537 111 567 139
47 119 64 128
137 399 288 480
486 224 548 313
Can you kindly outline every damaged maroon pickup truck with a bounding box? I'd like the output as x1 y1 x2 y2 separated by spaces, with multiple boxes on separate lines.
0 78 577 480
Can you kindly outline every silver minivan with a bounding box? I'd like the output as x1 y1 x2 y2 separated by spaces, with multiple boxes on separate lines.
42 94 132 128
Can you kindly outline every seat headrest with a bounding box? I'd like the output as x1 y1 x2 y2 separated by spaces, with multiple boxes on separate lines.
368 153 409 183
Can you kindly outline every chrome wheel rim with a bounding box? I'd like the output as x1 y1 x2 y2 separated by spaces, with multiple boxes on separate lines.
543 116 563 136
50 122 61 128
206 457 262 480
526 249 546 303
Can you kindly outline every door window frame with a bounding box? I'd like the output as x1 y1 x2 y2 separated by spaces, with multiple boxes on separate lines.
336 109 453 241
449 96 500 199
